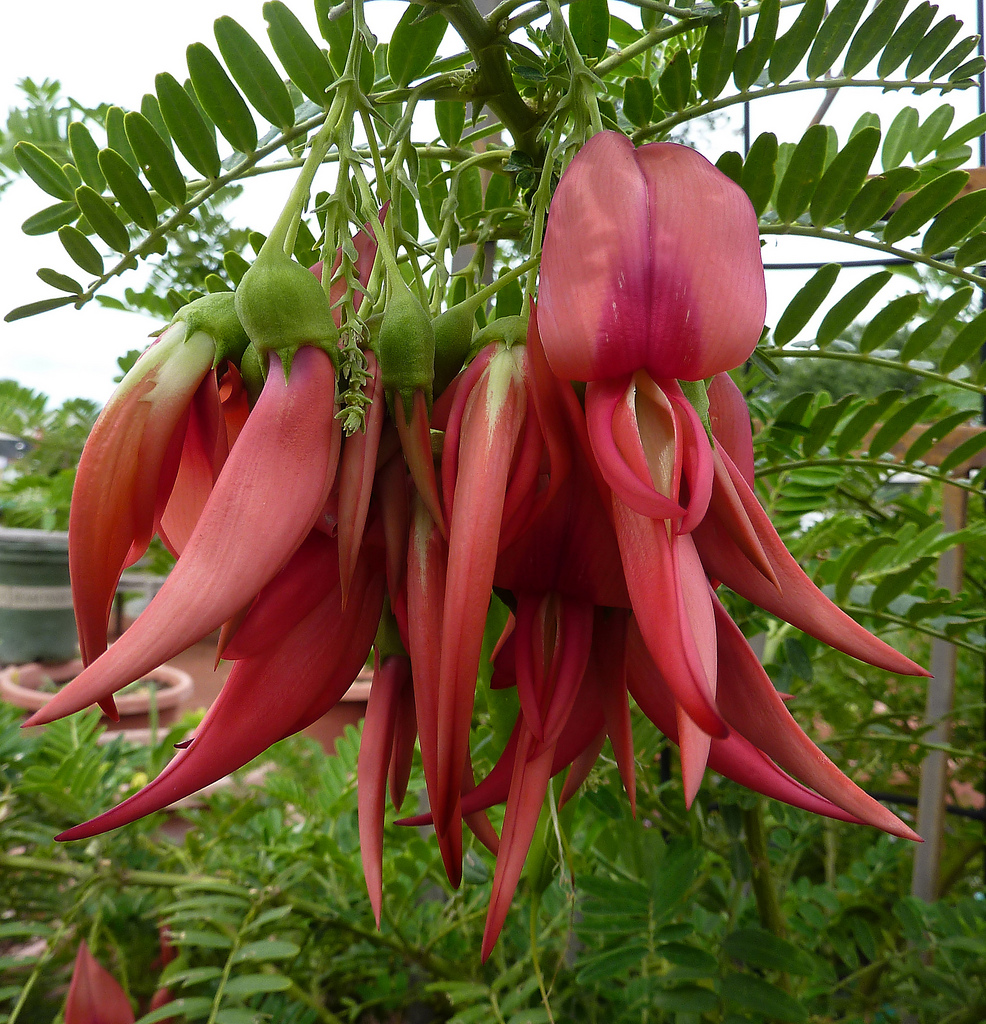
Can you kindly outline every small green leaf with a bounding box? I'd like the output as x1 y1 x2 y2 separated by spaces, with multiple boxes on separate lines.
871 558 936 611
223 973 292 995
921 188 986 254
954 230 986 269
733 0 779 90
775 123 829 223
809 126 881 227
877 2 936 77
98 148 158 230
21 200 79 236
939 310 986 374
133 998 213 1024
930 36 980 79
623 76 654 128
105 105 138 170
842 0 908 77
910 105 954 162
576 942 649 984
836 536 896 602
939 430 986 474
215 16 296 129
906 15 960 78
883 168 968 244
75 185 131 252
741 131 777 217
187 42 258 154
124 112 187 207
807 0 867 79
696 2 741 100
14 141 76 201
436 100 465 146
723 927 815 974
843 166 921 234
941 112 986 149
833 389 903 455
882 106 919 169
264 0 335 104
37 268 83 293
905 412 974 464
69 122 106 191
774 264 841 346
659 48 692 110
231 939 300 962
721 972 807 1022
58 225 104 275
389 4 449 86
140 93 172 149
715 150 743 185
155 71 222 179
802 393 856 457
651 985 717 1013
4 296 76 322
570 0 610 60
769 0 824 83
224 251 251 287
419 158 448 235
858 292 921 352
901 287 974 362
868 393 938 457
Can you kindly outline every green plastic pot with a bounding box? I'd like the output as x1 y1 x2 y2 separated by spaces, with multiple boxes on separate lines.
0 527 78 665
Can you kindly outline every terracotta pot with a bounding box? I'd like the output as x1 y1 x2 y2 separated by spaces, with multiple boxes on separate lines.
0 659 194 741
302 669 373 754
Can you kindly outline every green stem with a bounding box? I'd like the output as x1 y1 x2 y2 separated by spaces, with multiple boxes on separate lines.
742 801 786 938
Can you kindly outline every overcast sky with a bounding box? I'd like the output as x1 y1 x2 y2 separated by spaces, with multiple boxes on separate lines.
0 0 980 408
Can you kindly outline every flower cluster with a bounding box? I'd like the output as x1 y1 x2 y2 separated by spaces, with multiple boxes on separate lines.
32 132 925 956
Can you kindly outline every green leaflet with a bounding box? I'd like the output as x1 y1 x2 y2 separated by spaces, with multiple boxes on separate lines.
769 0 824 83
858 292 921 353
21 201 79 236
104 105 138 171
721 972 808 1023
140 93 173 150
68 122 105 192
124 111 187 207
834 389 903 455
732 0 779 90
722 928 815 975
155 72 222 179
388 4 449 86
623 77 653 128
871 558 936 611
264 0 335 105
877 1 936 78
843 166 920 234
922 189 986 255
187 42 258 154
906 15 960 78
715 150 743 185
741 131 777 217
810 126 881 227
75 185 131 253
775 123 829 223
36 268 83 294
215 16 296 130
696 2 740 100
4 296 76 322
58 225 104 276
802 393 857 458
939 430 986 474
97 148 157 231
939 310 986 375
841 0 908 77
911 105 954 162
659 48 692 111
954 230 986 269
882 168 969 244
930 35 980 80
569 0 610 61
815 271 892 347
806 0 867 80
900 287 973 361
836 536 896 602
773 264 841 346
882 106 919 169
14 142 76 201
868 394 938 458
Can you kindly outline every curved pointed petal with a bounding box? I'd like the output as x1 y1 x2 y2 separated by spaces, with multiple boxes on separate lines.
66 942 135 1024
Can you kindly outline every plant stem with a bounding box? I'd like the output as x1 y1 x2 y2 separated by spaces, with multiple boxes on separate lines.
742 801 786 937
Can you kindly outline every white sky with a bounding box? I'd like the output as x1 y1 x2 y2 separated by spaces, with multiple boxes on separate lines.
0 0 980 407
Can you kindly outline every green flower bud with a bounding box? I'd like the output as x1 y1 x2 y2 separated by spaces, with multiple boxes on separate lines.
377 273 436 419
234 249 340 369
432 300 477 396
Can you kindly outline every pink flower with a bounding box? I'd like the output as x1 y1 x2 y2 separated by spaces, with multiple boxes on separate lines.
65 941 134 1024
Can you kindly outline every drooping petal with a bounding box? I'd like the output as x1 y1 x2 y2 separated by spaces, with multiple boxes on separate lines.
538 132 765 383
30 347 341 727
65 942 135 1024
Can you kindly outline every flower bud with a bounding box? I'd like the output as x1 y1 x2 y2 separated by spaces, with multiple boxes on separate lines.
377 272 436 418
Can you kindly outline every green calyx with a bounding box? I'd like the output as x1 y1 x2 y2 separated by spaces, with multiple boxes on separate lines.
376 271 436 420
239 344 267 405
469 314 528 359
174 292 251 366
234 248 340 372
432 301 477 396
678 378 714 445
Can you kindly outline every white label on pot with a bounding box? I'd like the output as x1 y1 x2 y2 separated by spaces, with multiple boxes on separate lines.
0 584 74 610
